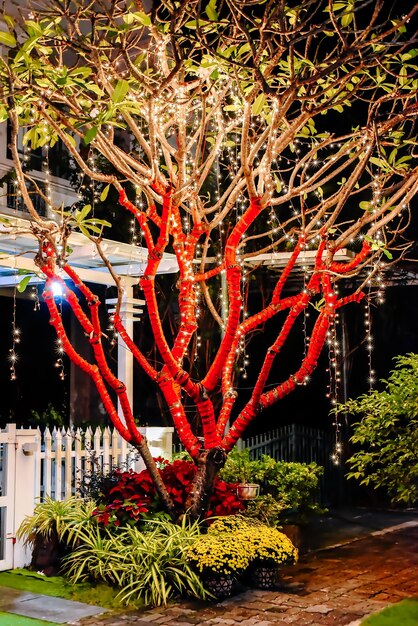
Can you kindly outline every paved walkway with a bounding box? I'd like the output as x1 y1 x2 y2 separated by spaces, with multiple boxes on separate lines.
0 588 103 624
74 522 418 626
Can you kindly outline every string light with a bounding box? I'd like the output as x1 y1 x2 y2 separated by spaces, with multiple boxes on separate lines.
10 268 19 381
327 306 342 465
54 294 66 381
17 36 405 458
364 296 375 390
31 285 41 311
55 338 66 381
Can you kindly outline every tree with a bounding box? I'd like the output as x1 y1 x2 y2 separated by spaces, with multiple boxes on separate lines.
0 0 417 519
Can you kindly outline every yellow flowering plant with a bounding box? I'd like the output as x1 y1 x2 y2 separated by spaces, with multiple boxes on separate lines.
209 516 298 567
186 533 251 576
245 526 298 567
187 516 298 577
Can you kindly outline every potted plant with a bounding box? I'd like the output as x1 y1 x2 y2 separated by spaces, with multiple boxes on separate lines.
245 525 298 589
186 532 251 599
219 449 261 500
207 516 298 591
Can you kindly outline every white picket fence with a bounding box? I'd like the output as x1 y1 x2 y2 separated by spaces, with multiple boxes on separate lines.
0 423 173 570
37 425 172 501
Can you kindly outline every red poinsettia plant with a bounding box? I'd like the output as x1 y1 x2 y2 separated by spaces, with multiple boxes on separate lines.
93 458 244 527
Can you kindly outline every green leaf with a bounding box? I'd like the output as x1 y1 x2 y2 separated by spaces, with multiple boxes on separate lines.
3 15 15 29
17 274 32 293
391 19 406 34
399 66 408 87
111 79 130 103
341 12 353 27
85 218 112 228
205 0 218 21
0 106 8 123
24 20 44 37
388 148 398 165
382 248 393 260
223 104 242 112
70 67 93 78
0 31 17 47
81 223 103 234
62 133 76 148
100 184 111 202
87 84 105 97
401 50 418 61
84 126 99 145
252 93 266 116
75 205 92 221
78 225 91 238
131 11 151 27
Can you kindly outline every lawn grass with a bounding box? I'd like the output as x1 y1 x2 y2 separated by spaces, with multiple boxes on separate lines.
0 569 143 610
0 612 57 626
361 599 418 626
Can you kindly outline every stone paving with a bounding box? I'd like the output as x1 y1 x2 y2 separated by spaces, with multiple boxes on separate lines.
74 523 418 626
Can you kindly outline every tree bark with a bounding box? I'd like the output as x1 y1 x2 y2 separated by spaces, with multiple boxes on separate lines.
136 439 177 521
185 447 227 520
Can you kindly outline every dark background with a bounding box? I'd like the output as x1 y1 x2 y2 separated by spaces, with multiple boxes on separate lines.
0 277 417 433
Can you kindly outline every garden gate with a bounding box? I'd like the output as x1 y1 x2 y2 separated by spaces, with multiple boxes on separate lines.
0 425 15 570
0 424 40 571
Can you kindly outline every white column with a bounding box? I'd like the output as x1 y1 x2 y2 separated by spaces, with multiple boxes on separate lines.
117 282 134 424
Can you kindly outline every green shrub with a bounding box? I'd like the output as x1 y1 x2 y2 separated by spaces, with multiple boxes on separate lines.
340 353 418 505
218 448 262 484
242 494 288 527
219 449 323 524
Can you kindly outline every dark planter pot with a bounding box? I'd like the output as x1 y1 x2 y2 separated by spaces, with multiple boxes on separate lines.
202 572 236 600
248 563 280 590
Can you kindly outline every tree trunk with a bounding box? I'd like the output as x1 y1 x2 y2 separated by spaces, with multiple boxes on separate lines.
136 439 177 521
185 447 227 520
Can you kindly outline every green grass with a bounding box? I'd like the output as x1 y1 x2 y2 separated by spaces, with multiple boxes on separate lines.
0 612 57 626
361 599 418 626
0 569 143 610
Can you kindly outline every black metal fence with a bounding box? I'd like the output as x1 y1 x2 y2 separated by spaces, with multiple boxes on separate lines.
174 424 344 506
243 424 343 506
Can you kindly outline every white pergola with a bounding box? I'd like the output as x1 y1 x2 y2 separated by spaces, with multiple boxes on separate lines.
0 214 178 418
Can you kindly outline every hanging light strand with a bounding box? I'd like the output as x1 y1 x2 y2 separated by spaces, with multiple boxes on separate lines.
9 285 19 381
